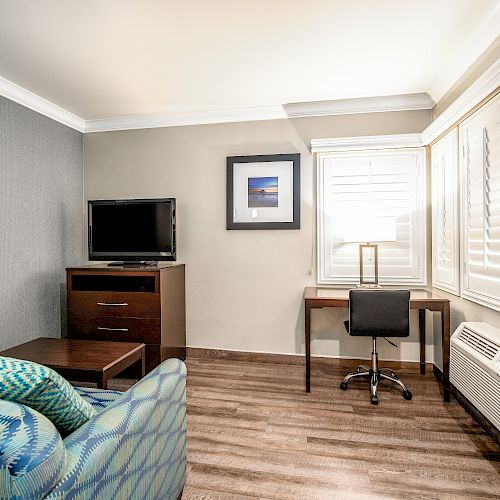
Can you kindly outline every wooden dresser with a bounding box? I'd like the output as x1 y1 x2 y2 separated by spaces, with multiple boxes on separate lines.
66 264 186 373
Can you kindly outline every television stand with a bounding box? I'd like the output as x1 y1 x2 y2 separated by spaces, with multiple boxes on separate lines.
66 263 186 373
108 261 158 267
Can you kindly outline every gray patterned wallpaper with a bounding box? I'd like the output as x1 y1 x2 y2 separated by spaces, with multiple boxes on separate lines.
0 96 83 350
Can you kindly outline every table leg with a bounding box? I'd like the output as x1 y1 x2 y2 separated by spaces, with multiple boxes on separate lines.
419 309 426 375
97 376 108 390
305 303 311 393
137 347 146 380
441 302 451 402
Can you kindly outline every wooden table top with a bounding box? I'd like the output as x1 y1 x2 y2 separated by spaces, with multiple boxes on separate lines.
0 338 145 372
304 287 450 303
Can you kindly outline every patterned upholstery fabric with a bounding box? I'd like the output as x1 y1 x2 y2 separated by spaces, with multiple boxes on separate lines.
74 388 123 412
0 400 65 499
0 357 96 434
46 358 187 499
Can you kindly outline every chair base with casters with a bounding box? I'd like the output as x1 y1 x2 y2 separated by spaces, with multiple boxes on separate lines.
340 337 413 405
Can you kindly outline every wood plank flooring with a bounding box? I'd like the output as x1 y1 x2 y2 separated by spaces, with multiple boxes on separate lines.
182 356 500 500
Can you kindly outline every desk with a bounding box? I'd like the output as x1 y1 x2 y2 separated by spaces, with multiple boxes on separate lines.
304 287 451 402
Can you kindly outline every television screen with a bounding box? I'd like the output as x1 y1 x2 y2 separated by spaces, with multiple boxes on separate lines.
88 199 176 261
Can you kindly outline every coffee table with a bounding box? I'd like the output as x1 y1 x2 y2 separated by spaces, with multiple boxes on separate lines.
0 338 146 389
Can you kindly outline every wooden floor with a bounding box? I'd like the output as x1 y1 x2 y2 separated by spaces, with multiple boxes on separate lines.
182 356 500 500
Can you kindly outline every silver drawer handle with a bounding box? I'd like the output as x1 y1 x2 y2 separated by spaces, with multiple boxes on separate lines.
97 327 129 332
97 302 129 307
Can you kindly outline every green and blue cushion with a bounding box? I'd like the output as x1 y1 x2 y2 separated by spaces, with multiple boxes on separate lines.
74 387 123 411
0 356 96 434
0 399 65 499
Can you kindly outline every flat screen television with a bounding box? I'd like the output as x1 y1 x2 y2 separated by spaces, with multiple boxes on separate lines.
88 198 176 264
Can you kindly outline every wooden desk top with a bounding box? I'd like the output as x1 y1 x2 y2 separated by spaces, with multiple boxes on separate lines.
0 338 145 372
304 287 450 309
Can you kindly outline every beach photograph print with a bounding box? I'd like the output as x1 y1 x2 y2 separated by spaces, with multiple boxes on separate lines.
248 176 279 207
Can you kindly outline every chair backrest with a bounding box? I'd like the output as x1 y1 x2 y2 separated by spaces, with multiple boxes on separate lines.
348 289 410 337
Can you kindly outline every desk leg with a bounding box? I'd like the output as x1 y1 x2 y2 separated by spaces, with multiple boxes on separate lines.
442 302 451 402
418 309 426 375
305 303 311 393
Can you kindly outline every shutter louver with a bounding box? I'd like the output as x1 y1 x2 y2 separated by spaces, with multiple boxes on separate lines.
461 94 500 311
486 122 500 272
431 129 459 294
318 148 426 285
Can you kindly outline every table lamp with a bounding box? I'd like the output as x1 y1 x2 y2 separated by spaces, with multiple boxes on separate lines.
343 216 396 287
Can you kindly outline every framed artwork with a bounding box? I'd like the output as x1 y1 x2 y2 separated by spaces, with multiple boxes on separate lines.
226 153 300 230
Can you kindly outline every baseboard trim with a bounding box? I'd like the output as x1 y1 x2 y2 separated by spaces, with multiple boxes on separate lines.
433 365 499 443
432 364 443 383
186 347 431 370
187 347 304 365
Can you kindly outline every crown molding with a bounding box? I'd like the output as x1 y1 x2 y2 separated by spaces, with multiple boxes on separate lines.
0 56 497 137
421 59 500 145
84 105 288 132
311 133 423 153
284 93 433 118
0 76 84 132
428 5 500 103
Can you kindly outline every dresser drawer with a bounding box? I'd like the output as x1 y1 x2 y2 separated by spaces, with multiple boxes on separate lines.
68 316 161 344
68 291 160 318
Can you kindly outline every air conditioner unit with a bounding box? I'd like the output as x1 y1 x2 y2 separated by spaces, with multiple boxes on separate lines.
450 322 500 430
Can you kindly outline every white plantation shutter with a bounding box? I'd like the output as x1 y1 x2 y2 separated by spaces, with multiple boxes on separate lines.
317 148 426 285
432 129 460 295
461 94 500 311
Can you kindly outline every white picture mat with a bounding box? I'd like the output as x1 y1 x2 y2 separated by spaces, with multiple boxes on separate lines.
233 161 294 223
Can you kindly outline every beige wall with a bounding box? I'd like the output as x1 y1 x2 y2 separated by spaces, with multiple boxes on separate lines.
290 110 431 143
84 110 433 361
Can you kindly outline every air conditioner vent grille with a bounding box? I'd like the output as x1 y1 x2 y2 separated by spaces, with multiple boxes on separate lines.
450 347 500 430
458 326 500 360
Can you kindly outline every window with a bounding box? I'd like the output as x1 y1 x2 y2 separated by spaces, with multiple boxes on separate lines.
431 129 460 295
460 94 500 311
317 146 426 285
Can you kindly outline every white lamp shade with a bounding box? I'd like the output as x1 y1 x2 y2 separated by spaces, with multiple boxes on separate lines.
343 216 397 243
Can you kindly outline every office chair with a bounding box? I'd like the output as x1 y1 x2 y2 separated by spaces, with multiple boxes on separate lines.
340 289 413 405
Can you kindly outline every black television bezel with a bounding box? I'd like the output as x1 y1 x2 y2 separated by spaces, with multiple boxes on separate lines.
88 198 176 262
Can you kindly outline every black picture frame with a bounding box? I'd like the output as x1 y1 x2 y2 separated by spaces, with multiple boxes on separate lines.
226 153 300 230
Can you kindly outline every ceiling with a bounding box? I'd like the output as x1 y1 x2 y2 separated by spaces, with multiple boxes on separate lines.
0 0 498 121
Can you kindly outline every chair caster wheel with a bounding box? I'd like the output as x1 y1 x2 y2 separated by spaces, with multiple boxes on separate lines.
340 381 348 390
370 395 379 405
403 390 413 400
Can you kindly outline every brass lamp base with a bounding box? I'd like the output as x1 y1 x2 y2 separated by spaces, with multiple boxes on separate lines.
359 243 379 287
